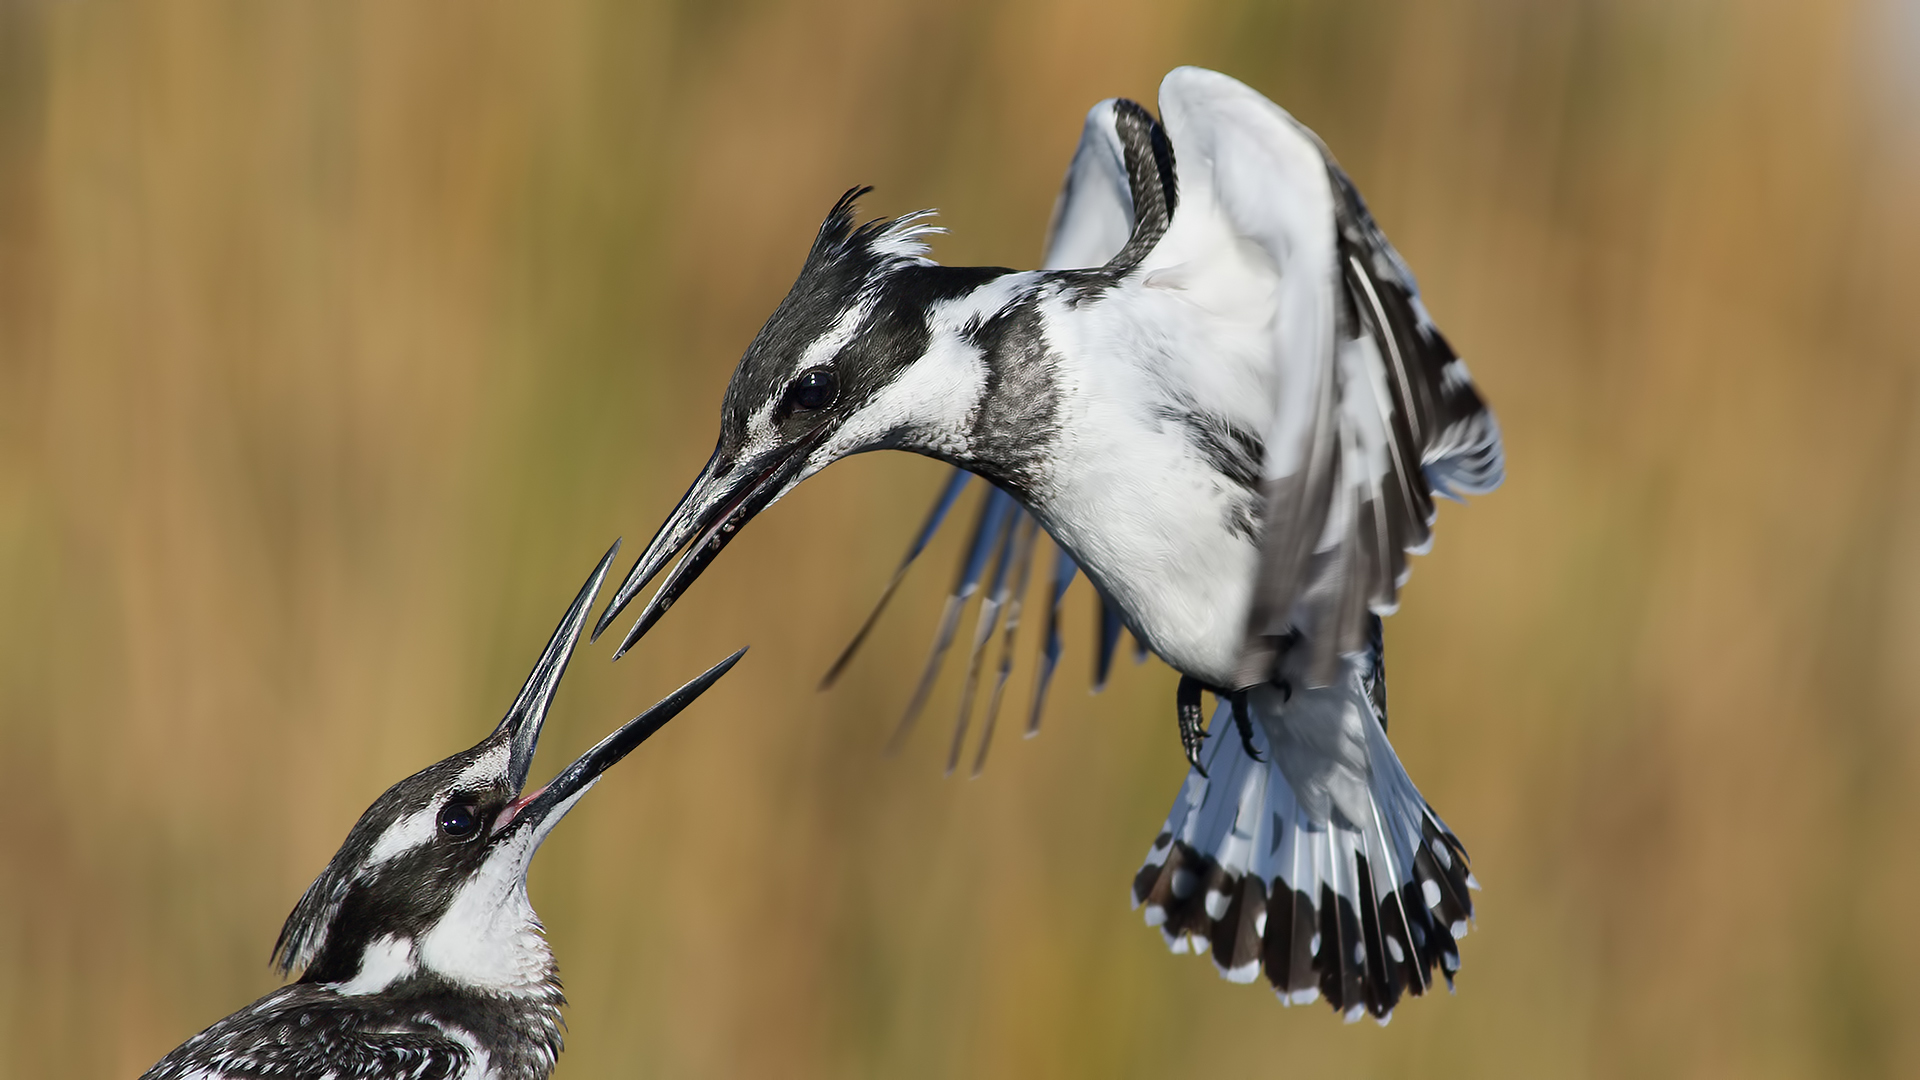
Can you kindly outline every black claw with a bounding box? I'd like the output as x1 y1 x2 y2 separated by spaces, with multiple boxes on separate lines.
1228 691 1264 763
1176 675 1209 776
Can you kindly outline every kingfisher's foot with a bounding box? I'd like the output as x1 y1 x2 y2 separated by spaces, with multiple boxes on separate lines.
1176 676 1209 776
1229 691 1265 763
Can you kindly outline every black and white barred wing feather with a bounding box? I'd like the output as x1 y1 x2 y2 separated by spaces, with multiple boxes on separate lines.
141 989 471 1080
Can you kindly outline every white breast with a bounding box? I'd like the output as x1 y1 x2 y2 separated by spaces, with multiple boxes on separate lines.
1029 283 1276 685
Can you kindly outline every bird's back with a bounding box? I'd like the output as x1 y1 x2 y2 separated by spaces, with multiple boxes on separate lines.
141 980 565 1080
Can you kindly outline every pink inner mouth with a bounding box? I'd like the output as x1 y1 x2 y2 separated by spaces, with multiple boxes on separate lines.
494 784 549 834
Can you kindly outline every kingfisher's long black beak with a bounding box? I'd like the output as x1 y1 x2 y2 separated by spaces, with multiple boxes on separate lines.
488 538 749 841
495 647 747 840
494 539 623 794
593 427 829 660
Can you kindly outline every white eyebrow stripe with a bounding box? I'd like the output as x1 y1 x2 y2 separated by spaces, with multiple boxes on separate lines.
744 296 876 440
797 295 876 374
366 743 509 866
367 802 441 866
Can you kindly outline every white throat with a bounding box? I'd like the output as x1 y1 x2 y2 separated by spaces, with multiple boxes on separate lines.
417 835 557 996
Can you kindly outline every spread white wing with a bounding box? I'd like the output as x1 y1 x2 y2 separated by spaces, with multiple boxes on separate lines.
1063 66 1504 687
827 69 1503 767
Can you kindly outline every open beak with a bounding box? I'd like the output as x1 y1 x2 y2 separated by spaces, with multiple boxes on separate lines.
488 537 748 841
491 539 623 794
494 645 746 840
592 426 829 660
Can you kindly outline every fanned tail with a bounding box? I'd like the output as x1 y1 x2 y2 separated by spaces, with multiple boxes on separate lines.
1131 672 1475 1022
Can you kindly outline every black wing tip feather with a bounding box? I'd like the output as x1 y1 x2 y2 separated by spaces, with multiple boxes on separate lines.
1026 548 1077 736
967 514 1041 777
1330 161 1504 501
887 486 1011 753
817 566 906 691
820 471 974 690
1236 156 1505 680
834 475 1092 764
943 500 1019 775
1093 594 1124 692
1107 99 1177 220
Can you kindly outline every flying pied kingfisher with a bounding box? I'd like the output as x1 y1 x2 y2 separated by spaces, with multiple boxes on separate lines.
141 543 744 1080
596 67 1504 1022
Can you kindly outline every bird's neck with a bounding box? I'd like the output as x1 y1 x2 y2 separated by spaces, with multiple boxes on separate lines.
901 270 1064 499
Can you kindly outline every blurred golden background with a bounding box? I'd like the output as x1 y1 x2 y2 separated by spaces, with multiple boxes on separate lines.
3 1 1918 1076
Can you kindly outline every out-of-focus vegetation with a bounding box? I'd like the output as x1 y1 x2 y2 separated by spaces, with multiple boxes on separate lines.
2 1 1917 1077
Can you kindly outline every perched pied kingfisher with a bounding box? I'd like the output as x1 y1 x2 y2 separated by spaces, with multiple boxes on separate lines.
596 67 1504 1022
141 543 744 1080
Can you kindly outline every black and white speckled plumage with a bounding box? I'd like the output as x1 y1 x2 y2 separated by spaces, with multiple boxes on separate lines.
141 547 742 1079
141 977 563 1080
598 67 1503 1023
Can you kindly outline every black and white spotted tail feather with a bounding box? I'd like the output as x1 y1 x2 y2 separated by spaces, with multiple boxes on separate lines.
825 471 1139 773
1132 693 1476 1023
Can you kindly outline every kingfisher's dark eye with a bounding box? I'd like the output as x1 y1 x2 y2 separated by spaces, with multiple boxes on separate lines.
789 367 838 412
437 801 481 840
